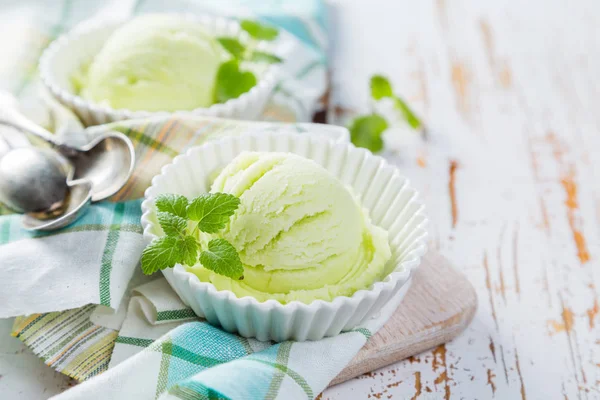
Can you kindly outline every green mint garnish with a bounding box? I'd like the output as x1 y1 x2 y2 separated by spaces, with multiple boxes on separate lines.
349 75 423 152
393 97 422 130
217 37 246 58
370 75 394 100
141 193 243 280
141 236 198 274
370 75 422 129
200 239 244 280
217 38 281 65
240 19 279 41
213 20 281 104
157 212 187 236
155 194 188 218
214 60 258 104
248 51 282 64
187 193 241 233
349 114 388 153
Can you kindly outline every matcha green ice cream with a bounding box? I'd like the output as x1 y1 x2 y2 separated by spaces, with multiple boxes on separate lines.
186 152 392 304
78 15 228 111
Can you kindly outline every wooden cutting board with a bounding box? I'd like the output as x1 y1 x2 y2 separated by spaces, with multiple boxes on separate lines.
330 251 477 386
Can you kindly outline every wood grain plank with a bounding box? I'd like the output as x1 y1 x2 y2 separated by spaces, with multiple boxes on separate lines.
325 0 600 398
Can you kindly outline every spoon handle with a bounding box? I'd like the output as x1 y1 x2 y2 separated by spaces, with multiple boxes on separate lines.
0 107 62 147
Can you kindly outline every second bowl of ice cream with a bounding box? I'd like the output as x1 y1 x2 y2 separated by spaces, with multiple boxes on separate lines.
141 132 428 341
40 13 283 125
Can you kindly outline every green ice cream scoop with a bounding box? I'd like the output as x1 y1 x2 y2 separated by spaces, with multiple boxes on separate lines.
79 14 228 112
186 152 392 304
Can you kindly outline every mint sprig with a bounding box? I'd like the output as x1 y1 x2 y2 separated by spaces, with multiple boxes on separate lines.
240 19 279 41
248 51 282 64
141 193 243 279
213 60 258 104
349 114 388 153
370 75 422 129
217 38 245 59
156 194 188 218
348 75 424 152
213 20 281 104
370 75 393 99
157 212 187 236
393 97 422 130
141 236 198 274
187 192 241 233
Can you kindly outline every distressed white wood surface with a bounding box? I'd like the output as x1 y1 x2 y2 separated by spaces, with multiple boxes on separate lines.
0 318 76 398
323 0 600 399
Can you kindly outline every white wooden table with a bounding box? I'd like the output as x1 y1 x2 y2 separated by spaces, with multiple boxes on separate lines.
2 0 600 399
323 0 600 398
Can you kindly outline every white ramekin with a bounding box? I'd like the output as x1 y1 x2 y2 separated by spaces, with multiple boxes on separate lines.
141 132 428 341
39 13 283 126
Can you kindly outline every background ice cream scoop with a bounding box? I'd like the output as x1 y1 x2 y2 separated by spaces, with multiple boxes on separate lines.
79 14 228 111
187 152 391 303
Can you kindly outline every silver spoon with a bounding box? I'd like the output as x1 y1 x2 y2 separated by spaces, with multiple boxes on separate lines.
0 108 135 230
0 146 71 213
0 108 135 201
22 179 93 231
0 142 93 231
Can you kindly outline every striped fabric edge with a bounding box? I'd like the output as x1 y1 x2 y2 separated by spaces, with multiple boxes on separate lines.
156 308 197 322
12 305 118 381
114 336 154 348
0 199 143 243
265 342 292 399
99 202 126 306
0 220 142 244
153 340 238 369
352 327 372 339
246 357 313 399
168 381 231 400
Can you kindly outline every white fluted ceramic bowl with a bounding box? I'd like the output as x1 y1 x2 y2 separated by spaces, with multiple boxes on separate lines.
40 13 282 126
141 132 428 341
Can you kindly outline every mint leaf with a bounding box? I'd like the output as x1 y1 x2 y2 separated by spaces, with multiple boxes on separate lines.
213 60 257 104
393 96 422 129
187 193 240 233
157 212 187 236
370 75 393 100
141 236 198 275
179 236 199 266
200 239 244 279
240 19 278 41
143 192 245 277
217 37 245 58
249 51 282 64
349 114 388 153
155 194 188 218
370 75 422 129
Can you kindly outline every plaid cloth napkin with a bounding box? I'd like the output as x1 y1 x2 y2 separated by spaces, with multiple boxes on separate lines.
4 118 349 379
47 276 406 400
4 112 407 400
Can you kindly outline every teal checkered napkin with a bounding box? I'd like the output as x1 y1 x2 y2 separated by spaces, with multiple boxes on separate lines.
0 200 144 318
6 117 349 385
50 274 406 400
